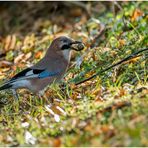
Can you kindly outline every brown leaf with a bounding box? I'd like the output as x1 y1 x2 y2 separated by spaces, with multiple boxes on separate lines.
71 92 79 100
124 56 141 64
131 9 143 22
101 125 109 133
92 88 104 102
4 35 11 51
0 60 12 68
84 123 93 132
119 39 125 46
9 35 16 50
24 52 32 61
0 67 10 72
53 138 61 147
14 53 24 64
119 88 126 97
70 8 82 17
4 35 16 51
0 135 3 141
34 51 43 59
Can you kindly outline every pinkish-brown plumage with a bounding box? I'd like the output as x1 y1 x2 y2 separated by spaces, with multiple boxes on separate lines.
0 36 84 98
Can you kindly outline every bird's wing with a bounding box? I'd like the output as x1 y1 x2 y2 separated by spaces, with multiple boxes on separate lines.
4 68 61 85
38 70 60 78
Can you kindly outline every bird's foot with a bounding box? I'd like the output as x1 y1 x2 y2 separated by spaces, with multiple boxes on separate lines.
38 93 54 106
12 89 19 100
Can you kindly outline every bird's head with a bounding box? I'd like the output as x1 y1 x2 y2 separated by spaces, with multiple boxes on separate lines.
50 36 84 51
49 36 84 60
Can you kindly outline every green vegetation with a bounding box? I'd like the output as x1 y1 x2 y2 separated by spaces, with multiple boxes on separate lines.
0 2 147 146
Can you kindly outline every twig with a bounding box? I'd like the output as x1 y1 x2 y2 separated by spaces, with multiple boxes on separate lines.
100 101 131 113
90 22 105 48
69 21 105 69
75 47 148 85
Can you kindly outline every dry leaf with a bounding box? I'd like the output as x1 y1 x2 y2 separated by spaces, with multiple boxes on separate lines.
4 35 16 51
14 53 24 64
131 9 143 22
0 67 10 72
119 39 125 46
53 138 61 147
4 35 11 51
34 51 43 59
24 52 32 61
0 60 12 68
70 8 82 17
101 125 109 133
9 35 16 50
71 92 79 100
0 75 5 79
0 135 3 141
119 88 126 97
124 56 141 64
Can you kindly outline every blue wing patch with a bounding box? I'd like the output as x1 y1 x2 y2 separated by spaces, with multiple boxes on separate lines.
38 70 60 79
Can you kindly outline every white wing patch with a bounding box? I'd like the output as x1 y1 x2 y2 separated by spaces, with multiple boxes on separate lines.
26 70 34 76
11 80 31 89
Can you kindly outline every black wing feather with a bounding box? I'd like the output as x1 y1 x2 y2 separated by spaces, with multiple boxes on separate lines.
10 68 32 81
0 68 46 91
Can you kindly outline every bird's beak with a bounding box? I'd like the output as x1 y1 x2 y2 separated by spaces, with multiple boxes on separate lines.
70 41 85 51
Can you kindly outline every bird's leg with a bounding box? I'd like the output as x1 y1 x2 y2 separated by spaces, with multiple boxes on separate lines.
11 89 19 100
38 90 53 106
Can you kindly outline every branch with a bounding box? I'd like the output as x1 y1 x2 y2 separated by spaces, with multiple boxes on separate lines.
75 47 148 85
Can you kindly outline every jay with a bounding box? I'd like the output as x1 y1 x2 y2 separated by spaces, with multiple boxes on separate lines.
0 36 84 99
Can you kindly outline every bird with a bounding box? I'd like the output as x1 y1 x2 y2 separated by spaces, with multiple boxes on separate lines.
0 36 84 100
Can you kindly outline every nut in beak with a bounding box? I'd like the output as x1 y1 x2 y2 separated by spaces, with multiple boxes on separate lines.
70 41 85 51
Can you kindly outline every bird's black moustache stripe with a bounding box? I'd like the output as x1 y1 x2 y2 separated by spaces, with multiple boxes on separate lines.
61 41 82 50
61 44 70 50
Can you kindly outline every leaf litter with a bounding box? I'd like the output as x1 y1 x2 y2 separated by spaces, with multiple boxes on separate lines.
0 1 147 147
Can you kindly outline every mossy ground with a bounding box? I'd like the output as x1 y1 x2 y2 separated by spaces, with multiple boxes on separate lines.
0 1 147 146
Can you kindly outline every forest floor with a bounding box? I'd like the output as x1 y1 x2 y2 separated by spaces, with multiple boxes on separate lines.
0 1 147 146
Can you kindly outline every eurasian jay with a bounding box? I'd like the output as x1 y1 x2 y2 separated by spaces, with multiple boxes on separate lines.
0 36 84 99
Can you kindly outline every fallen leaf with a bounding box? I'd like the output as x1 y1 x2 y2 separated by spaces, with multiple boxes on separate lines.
124 56 141 64
4 35 16 51
131 9 143 22
24 52 32 61
0 75 5 79
9 35 16 50
14 53 24 64
119 39 125 46
0 67 10 72
0 60 12 68
34 51 43 59
4 35 11 51
70 8 82 17
53 138 61 147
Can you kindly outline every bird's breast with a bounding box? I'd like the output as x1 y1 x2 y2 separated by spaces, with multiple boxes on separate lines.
61 50 71 61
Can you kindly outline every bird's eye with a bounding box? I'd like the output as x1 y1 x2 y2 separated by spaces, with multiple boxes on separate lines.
63 39 67 43
60 39 67 43
61 44 70 50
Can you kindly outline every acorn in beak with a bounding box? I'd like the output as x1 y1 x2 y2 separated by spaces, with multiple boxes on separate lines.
70 41 85 51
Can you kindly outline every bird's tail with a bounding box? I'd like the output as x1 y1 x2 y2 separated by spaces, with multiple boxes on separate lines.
0 83 12 91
